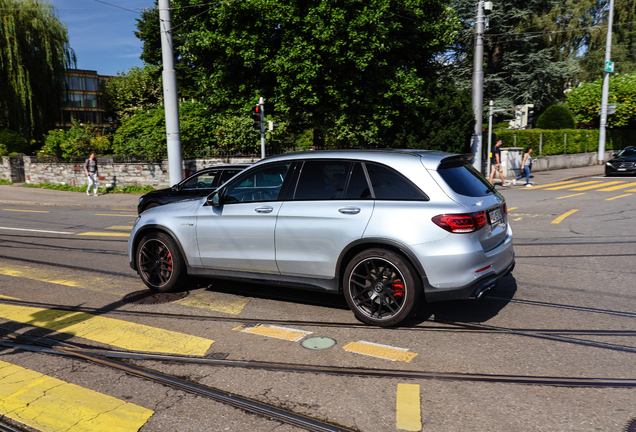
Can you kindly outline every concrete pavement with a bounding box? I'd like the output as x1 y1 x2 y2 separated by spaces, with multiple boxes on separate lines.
0 165 606 210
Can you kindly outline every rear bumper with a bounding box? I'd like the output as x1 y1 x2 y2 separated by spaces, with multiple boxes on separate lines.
424 258 515 303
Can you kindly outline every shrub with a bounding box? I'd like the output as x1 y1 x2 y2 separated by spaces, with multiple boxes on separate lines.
536 105 576 129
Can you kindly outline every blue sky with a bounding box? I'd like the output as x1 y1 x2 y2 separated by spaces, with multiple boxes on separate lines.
49 0 156 76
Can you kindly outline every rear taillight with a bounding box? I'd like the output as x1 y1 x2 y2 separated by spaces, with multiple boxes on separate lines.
432 211 487 233
503 202 507 214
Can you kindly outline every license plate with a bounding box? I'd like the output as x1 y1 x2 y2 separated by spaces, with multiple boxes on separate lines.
618 168 626 171
489 208 503 225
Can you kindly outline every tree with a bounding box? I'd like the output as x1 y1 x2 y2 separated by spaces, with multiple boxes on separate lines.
536 105 576 129
0 128 29 155
0 0 75 144
98 65 163 121
164 0 465 149
41 120 111 159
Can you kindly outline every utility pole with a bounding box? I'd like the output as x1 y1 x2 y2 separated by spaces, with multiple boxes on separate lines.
159 0 183 186
471 0 485 173
598 0 615 165
259 97 266 159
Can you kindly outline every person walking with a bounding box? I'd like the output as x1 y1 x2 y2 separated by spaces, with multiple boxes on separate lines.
513 147 535 187
85 152 99 196
488 139 509 186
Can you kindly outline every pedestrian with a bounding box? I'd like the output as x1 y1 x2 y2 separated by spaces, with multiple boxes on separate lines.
513 147 535 187
488 139 509 186
85 152 99 196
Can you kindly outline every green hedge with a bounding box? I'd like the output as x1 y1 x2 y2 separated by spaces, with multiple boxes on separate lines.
492 129 636 156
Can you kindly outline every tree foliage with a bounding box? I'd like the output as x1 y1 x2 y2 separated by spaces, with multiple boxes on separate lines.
156 0 467 149
41 120 111 159
567 71 636 129
98 65 163 121
0 128 29 155
0 0 75 143
536 105 575 129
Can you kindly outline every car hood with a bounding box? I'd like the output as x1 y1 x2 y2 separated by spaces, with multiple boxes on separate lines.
609 155 636 162
142 197 202 214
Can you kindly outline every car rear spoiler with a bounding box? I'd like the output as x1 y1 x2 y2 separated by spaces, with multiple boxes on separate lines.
438 153 474 169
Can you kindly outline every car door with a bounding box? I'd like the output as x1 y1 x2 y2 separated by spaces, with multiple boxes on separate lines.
195 162 292 274
275 160 374 278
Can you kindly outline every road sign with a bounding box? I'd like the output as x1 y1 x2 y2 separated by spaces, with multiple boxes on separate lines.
605 61 614 73
607 104 617 115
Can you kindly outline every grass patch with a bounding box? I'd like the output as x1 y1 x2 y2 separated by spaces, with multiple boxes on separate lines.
0 179 12 185
20 183 155 194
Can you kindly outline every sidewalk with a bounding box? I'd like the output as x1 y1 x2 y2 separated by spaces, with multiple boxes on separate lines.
0 165 606 209
0 184 141 210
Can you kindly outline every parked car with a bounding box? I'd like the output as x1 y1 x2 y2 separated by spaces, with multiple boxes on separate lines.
128 150 515 326
137 164 250 213
605 146 636 176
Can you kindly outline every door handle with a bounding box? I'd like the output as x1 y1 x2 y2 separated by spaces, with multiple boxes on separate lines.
254 206 274 213
338 207 361 215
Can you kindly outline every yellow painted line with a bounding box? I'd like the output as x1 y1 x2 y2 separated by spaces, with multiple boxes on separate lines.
508 207 518 211
552 209 579 224
342 341 418 363
545 181 602 190
520 181 576 189
176 291 250 315
571 181 624 191
107 225 134 230
110 208 137 211
606 194 633 201
94 214 139 217
77 232 130 237
233 324 312 341
0 263 137 296
0 303 214 355
597 182 636 191
627 189 636 192
2 208 49 213
0 360 153 432
556 193 586 200
396 384 422 431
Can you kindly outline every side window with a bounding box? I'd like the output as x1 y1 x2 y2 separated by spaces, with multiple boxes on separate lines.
365 163 426 200
224 163 291 203
293 160 351 200
344 162 371 199
182 171 217 189
218 169 244 184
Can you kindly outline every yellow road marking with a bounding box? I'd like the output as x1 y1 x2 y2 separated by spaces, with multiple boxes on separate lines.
77 232 130 237
521 181 576 189
396 384 422 431
2 208 49 213
110 208 137 211
508 207 518 211
545 181 601 190
556 193 586 200
552 209 579 224
177 291 250 315
0 304 214 355
627 189 636 192
597 182 636 191
606 194 633 201
571 181 624 191
94 214 138 217
0 360 153 432
233 324 312 341
342 341 418 362
107 225 134 230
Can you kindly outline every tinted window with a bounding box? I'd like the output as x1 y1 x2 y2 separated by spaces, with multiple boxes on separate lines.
182 171 217 189
438 162 492 197
344 162 371 199
294 160 351 200
365 163 426 200
225 163 291 203
219 169 245 184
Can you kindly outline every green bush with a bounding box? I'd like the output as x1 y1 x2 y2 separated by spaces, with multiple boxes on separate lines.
0 129 29 155
494 129 636 156
536 105 576 129
20 183 155 194
0 179 12 185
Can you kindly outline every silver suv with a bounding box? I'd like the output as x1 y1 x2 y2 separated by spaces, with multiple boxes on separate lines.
128 150 515 326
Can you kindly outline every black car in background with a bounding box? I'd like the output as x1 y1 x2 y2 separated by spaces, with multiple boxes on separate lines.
137 164 249 213
605 146 636 176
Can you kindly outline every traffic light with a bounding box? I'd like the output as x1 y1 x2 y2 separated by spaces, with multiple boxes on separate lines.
252 104 263 132
526 105 535 128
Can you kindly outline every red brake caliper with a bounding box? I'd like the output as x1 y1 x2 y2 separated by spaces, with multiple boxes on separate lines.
391 280 404 298
166 252 172 271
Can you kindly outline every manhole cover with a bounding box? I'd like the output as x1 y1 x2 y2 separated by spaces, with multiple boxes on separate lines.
626 418 636 432
301 337 336 350
123 290 189 305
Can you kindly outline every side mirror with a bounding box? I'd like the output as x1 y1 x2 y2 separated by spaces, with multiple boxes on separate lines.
210 190 223 207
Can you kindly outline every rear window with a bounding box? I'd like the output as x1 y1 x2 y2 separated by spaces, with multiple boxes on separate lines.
365 163 427 200
438 162 493 197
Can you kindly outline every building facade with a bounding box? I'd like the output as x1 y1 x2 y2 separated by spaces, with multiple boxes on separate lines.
58 69 111 129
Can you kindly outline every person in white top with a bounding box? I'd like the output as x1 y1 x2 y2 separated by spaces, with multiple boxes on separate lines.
513 147 535 187
85 152 99 196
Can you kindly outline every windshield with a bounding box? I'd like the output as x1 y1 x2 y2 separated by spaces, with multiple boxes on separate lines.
618 147 636 158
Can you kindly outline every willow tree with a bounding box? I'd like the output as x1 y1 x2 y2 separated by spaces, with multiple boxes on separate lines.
0 0 75 144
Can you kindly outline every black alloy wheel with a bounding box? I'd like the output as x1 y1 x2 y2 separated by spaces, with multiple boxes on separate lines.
344 249 421 327
136 232 185 292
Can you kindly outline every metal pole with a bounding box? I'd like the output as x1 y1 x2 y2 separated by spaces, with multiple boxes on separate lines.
259 96 266 159
471 0 485 173
487 100 493 177
159 0 183 186
598 0 615 165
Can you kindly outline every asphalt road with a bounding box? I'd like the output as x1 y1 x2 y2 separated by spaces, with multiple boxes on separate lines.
0 172 635 432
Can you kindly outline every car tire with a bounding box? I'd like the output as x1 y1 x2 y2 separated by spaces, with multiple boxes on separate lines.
343 249 422 327
136 232 186 293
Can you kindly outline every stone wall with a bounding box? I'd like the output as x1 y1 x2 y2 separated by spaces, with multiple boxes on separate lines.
0 156 24 183
0 156 257 188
